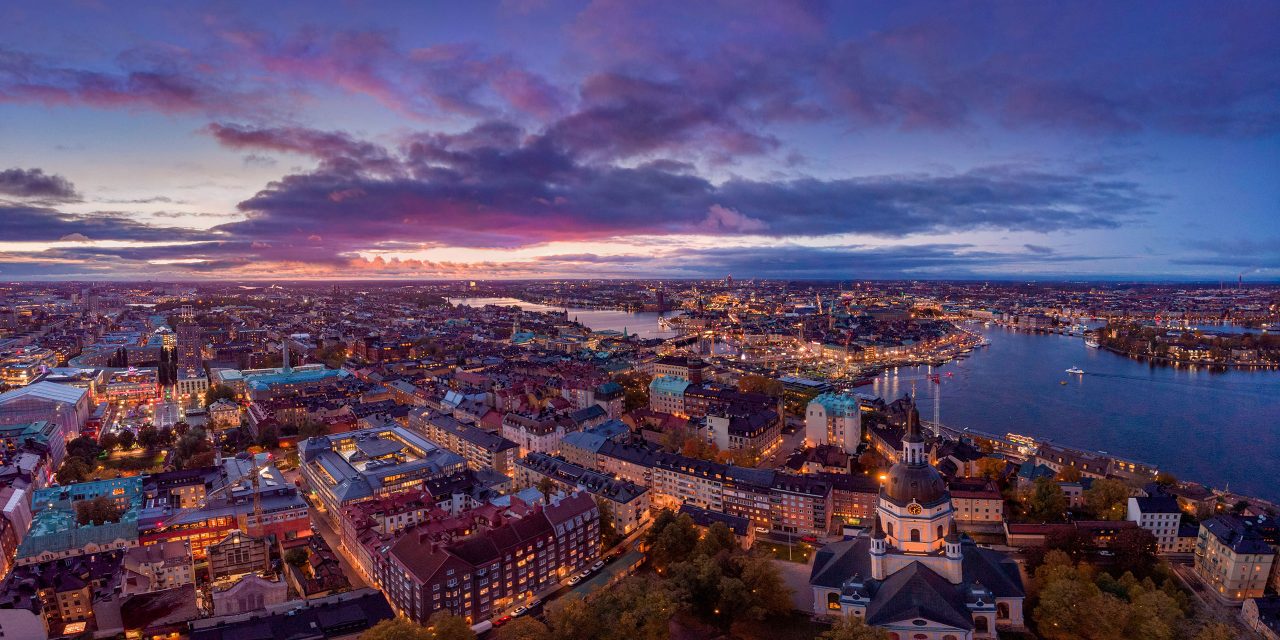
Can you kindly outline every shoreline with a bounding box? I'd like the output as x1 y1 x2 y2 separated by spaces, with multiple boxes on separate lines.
1098 343 1280 370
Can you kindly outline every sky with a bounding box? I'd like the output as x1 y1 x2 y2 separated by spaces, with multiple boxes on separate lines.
1 0 1277 281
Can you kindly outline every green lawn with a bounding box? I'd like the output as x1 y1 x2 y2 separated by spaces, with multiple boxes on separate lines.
755 540 813 564
89 450 167 479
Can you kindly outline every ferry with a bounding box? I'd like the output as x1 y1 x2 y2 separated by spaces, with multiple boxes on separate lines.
1084 338 1099 349
1065 366 1084 375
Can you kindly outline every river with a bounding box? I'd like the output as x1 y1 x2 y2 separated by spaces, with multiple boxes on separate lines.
874 324 1280 502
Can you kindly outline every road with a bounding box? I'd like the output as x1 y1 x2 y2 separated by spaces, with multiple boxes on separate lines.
304 503 368 590
760 418 809 468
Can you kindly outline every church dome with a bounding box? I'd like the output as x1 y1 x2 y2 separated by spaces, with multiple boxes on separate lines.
882 461 948 507
881 411 948 507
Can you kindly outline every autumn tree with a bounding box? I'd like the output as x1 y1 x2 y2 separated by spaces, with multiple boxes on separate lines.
544 596 600 640
819 616 891 640
360 618 432 640
1083 478 1130 520
496 617 551 640
425 611 476 640
1025 476 1068 522
1111 527 1159 577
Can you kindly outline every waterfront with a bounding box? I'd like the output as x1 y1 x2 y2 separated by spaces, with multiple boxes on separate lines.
452 297 1280 501
448 297 680 339
876 324 1280 502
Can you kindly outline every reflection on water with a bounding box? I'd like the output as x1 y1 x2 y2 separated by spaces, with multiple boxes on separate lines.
448 297 680 339
880 325 1280 501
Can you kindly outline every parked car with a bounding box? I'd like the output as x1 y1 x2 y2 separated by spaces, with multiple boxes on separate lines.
568 574 584 586
513 606 529 617
800 535 818 544
493 615 513 627
591 560 606 571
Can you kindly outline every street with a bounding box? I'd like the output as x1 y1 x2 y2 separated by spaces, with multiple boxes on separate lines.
306 505 368 590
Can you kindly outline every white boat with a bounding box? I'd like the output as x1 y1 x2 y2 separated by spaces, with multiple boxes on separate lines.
1065 366 1084 375
1084 338 1099 348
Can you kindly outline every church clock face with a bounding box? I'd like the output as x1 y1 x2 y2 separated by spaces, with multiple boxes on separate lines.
907 503 923 515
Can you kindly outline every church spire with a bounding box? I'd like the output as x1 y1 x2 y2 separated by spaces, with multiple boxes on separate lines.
902 399 926 466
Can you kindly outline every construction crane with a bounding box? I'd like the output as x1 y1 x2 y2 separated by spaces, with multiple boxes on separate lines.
150 450 271 540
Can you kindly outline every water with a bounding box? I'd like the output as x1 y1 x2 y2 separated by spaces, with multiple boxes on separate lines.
447 297 681 339
874 325 1280 501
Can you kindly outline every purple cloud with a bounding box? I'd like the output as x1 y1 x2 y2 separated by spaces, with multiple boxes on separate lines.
0 168 79 200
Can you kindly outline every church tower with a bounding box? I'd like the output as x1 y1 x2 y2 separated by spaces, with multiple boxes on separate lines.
873 410 964 582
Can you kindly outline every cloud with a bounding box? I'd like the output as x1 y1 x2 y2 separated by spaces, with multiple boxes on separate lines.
0 168 80 200
1023 244 1055 255
206 121 1152 255
0 46 273 116
0 205 208 243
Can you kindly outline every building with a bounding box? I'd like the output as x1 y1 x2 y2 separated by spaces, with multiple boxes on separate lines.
0 549 123 637
647 355 706 383
648 375 690 416
410 411 519 477
207 399 240 431
137 457 312 559
770 473 833 537
809 416 1026 638
679 504 755 549
0 381 89 441
189 588 395 640
104 367 160 406
300 426 466 521
1243 595 1280 640
381 492 600 624
806 392 862 455
17 477 143 566
1194 515 1278 600
211 572 289 616
207 530 270 580
949 479 1005 533
0 420 65 470
176 320 203 379
120 541 194 595
514 452 650 536
1126 495 1182 555
708 407 781 457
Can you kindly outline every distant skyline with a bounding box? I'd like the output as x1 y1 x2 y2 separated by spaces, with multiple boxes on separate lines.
1 1 1277 281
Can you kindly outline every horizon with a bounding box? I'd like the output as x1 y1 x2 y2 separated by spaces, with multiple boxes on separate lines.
1 1 1277 281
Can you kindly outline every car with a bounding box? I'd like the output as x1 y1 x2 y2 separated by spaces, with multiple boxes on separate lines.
754 526 769 533
1098 550 1115 557
591 560 606 571
578 570 591 580
493 615 513 627
513 606 529 617
568 575 584 586
800 535 818 544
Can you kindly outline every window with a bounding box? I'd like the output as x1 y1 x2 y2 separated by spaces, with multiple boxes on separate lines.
827 593 840 610
910 529 920 542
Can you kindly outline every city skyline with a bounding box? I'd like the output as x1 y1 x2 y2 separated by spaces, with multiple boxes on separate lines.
2 1 1278 281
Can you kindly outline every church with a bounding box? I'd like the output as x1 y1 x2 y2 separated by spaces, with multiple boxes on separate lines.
809 415 1025 639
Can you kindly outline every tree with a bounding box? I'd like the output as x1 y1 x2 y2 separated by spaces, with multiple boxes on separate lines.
1111 527 1158 577
1083 478 1130 520
536 477 558 501
205 384 237 406
590 576 675 640
138 425 161 450
496 617 550 640
1025 476 1068 522
298 420 330 440
819 616 891 640
425 611 475 640
285 547 309 568
595 498 620 547
1123 589 1183 640
1193 622 1238 640
1056 466 1083 482
544 596 600 640
117 429 137 450
977 457 1007 481
66 435 102 460
360 618 432 640
74 496 122 525
56 457 92 484
694 521 738 558
98 431 120 452
646 512 699 571
737 374 783 398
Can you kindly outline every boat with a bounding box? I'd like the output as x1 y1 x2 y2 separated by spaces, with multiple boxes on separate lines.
1065 366 1084 375
1084 338 1099 349
1059 380 1068 385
